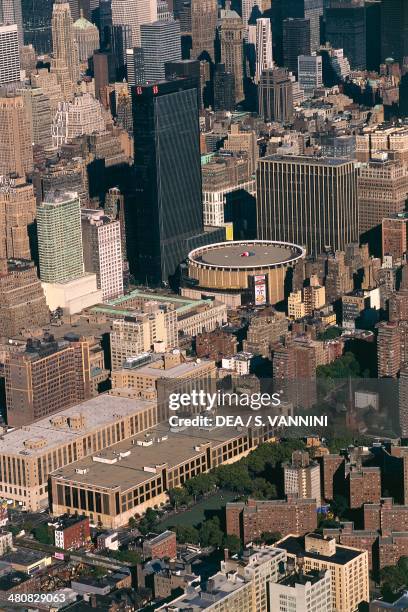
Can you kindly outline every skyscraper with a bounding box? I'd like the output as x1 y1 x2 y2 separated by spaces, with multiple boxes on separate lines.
126 47 145 86
37 192 84 284
255 17 273 84
111 0 157 48
298 53 322 96
73 14 100 63
258 68 293 123
219 6 244 104
131 79 204 284
140 20 181 83
381 0 408 63
51 0 80 85
0 0 23 48
0 95 33 178
242 0 260 34
0 176 36 260
191 0 217 61
214 63 235 111
283 17 311 74
21 0 53 54
0 23 20 85
257 155 358 256
283 0 323 53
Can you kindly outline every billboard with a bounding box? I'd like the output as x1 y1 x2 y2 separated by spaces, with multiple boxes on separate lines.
254 275 267 306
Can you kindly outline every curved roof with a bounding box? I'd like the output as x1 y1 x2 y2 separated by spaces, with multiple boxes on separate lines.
188 240 305 270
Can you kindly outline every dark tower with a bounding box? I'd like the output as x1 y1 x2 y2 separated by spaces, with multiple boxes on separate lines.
130 79 204 285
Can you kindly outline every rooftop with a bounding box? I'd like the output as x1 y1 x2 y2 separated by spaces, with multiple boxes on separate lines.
52 423 244 492
277 535 363 565
0 394 155 457
279 569 328 588
262 155 352 166
189 241 305 270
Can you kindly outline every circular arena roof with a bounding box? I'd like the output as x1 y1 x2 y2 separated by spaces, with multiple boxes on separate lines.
188 240 306 270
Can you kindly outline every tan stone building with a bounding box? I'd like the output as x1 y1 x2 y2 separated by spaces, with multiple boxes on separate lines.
276 533 369 612
0 178 36 261
191 0 218 61
219 8 245 104
0 96 33 179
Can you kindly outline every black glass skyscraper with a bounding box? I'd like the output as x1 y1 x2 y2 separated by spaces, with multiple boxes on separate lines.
381 0 408 63
283 0 323 53
130 79 204 285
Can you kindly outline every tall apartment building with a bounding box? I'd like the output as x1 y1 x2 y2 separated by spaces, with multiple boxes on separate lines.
320 454 346 501
111 0 157 48
358 159 408 235
255 17 273 84
0 177 36 261
270 569 332 612
258 68 293 123
19 87 53 150
284 450 321 507
37 192 84 284
276 533 369 612
298 54 322 97
399 364 408 438
0 24 20 85
110 305 178 370
226 497 317 544
0 259 49 337
140 20 181 83
0 95 33 178
382 212 408 261
190 0 217 61
81 209 124 301
73 15 100 63
348 467 382 509
219 7 244 104
5 334 95 427
377 321 401 377
51 0 80 85
283 18 311 74
257 156 358 257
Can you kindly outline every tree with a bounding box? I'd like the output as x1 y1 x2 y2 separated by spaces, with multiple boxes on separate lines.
199 517 224 548
223 534 241 555
185 473 216 499
168 487 191 509
33 524 54 546
138 508 159 535
250 477 276 500
128 516 137 529
110 549 142 565
261 531 282 545
331 495 349 520
175 525 199 545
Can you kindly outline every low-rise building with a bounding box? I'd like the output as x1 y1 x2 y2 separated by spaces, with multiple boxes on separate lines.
51 515 90 550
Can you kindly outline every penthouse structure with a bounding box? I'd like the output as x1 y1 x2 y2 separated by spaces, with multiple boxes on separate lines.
226 497 317 544
50 422 275 528
0 394 158 510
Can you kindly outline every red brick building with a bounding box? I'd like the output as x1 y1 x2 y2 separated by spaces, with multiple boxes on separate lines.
53 515 90 550
348 467 381 509
195 330 238 361
142 531 177 560
320 454 346 501
364 498 408 533
323 522 378 570
379 534 408 569
226 497 317 544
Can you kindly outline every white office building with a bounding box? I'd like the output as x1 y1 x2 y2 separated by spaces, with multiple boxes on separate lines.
0 24 20 85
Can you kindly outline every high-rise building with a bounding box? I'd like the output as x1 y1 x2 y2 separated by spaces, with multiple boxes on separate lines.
0 24 20 85
140 20 181 83
283 17 311 74
0 0 23 47
298 53 322 96
219 7 244 104
270 569 332 612
382 213 408 261
381 0 408 63
37 192 84 284
164 58 202 107
0 176 36 261
213 63 235 111
190 0 217 61
0 259 49 337
276 534 369 612
126 47 145 86
283 0 323 53
284 450 322 507
111 23 132 77
19 87 53 149
377 321 401 378
258 67 293 123
51 0 80 85
358 159 408 236
22 0 53 54
255 17 273 84
399 364 408 438
0 95 33 178
111 0 157 48
104 186 128 266
52 93 105 147
73 14 100 63
5 335 94 427
325 1 381 71
81 209 124 300
257 155 358 256
242 0 259 34
131 79 204 284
